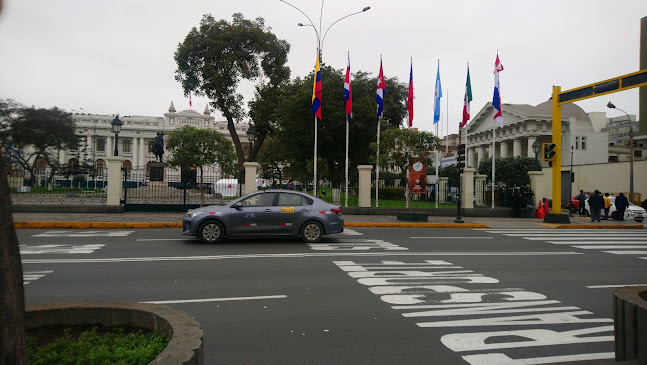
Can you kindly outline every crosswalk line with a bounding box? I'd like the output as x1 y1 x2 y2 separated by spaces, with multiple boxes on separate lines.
573 245 647 249
23 270 53 285
549 241 647 244
603 251 647 255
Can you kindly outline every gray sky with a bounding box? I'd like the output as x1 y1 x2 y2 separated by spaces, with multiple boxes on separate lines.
1 0 645 136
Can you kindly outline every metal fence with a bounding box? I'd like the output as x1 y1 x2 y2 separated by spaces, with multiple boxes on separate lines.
8 166 107 205
122 167 235 210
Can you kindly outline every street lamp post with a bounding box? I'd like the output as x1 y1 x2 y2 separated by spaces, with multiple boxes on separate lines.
246 125 257 162
607 102 634 203
531 140 541 170
111 115 123 157
280 0 370 197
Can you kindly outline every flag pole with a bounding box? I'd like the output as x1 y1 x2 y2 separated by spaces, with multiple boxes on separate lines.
314 114 318 197
492 115 495 210
435 122 439 209
446 88 449 154
345 112 349 207
376 118 380 207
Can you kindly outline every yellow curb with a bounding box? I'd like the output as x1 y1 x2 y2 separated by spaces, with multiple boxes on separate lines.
345 223 490 228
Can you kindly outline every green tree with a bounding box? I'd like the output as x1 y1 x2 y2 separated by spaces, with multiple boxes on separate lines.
372 128 440 187
439 164 460 188
477 156 541 187
3 105 78 186
165 125 237 206
273 65 409 194
174 13 290 181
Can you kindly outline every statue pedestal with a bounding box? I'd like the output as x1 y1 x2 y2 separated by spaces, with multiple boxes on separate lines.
149 162 165 183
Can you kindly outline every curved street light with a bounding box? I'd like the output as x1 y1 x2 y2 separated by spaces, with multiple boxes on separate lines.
280 0 370 62
607 101 634 203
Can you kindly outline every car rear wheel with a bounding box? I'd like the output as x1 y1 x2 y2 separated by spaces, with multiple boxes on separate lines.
198 221 224 244
301 221 323 243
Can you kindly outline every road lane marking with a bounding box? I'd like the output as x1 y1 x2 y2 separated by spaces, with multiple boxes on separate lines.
136 238 195 241
142 295 287 304
602 250 647 255
587 284 647 289
20 244 104 255
21 251 582 264
411 237 494 239
33 231 134 237
573 245 647 249
548 241 647 244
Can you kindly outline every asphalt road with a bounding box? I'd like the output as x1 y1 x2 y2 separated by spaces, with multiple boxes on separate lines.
18 227 647 364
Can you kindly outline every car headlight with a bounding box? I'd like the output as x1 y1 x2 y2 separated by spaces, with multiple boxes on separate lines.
185 210 205 219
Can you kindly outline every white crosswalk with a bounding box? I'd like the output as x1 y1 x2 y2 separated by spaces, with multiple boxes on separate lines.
23 270 53 285
480 229 647 260
309 239 407 251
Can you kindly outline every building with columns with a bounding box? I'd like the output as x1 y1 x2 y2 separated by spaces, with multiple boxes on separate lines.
68 102 252 177
463 100 608 169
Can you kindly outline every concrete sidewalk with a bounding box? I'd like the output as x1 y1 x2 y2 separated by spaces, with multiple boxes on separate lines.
11 212 644 229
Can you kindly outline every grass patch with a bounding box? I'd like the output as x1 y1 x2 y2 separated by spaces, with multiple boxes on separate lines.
27 326 168 365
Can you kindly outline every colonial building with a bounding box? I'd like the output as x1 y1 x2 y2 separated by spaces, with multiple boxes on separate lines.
67 102 252 177
463 100 608 168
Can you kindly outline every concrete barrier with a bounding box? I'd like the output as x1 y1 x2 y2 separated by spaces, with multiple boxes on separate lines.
25 301 203 365
614 286 647 364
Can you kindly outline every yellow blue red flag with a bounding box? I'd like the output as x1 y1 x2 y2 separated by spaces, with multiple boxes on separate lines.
312 53 322 119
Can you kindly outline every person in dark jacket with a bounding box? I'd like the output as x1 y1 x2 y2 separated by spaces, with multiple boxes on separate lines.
576 190 587 216
588 190 604 222
615 192 630 221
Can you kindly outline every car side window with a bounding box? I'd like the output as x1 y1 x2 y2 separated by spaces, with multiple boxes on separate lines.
243 193 276 207
278 193 311 206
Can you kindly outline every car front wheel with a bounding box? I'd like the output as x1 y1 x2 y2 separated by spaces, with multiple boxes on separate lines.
301 221 323 243
198 221 224 244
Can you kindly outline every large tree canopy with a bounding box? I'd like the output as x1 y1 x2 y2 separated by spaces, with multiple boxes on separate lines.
2 103 78 185
174 13 290 175
478 156 542 187
273 65 409 187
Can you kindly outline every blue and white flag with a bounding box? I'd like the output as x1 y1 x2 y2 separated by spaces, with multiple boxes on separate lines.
433 64 442 125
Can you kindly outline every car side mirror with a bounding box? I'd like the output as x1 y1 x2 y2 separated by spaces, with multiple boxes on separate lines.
232 202 243 209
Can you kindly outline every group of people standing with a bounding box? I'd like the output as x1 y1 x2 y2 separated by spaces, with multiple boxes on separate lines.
576 190 630 222
511 186 535 218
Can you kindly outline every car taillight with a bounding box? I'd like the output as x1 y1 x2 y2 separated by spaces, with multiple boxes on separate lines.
331 208 342 215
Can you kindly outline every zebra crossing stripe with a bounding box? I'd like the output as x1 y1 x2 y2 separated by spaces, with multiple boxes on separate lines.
23 270 53 285
573 245 647 250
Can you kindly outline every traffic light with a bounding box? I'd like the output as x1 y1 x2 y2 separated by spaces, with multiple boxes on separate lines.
457 143 466 169
542 143 557 161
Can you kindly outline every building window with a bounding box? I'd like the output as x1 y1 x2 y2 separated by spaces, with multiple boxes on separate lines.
581 136 587 151
96 159 106 177
123 139 132 153
575 136 580 150
97 138 106 152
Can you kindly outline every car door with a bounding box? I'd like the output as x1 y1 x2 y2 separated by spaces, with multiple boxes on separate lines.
274 193 314 234
228 192 278 235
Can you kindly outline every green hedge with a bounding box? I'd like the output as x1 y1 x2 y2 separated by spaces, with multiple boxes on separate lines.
372 187 405 200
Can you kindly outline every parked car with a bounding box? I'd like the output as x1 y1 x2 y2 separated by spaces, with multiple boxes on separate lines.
183 189 344 243
583 196 645 222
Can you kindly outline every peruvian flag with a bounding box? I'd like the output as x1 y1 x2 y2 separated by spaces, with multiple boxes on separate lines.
344 53 352 119
461 66 472 129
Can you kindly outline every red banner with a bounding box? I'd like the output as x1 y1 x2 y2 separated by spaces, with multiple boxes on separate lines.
409 159 426 194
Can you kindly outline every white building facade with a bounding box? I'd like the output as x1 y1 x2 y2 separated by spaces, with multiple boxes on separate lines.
67 102 252 176
464 100 608 169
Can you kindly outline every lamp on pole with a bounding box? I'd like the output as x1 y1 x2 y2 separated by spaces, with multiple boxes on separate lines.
607 102 634 203
246 125 257 162
531 140 542 170
111 115 123 157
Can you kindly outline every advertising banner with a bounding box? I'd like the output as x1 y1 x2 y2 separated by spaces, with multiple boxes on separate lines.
409 159 427 194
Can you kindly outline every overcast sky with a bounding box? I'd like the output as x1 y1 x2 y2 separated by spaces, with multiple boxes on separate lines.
1 0 645 136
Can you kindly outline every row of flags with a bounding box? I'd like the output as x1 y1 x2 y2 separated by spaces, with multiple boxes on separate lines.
311 53 505 131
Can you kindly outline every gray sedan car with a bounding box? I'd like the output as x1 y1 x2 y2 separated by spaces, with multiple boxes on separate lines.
183 189 344 243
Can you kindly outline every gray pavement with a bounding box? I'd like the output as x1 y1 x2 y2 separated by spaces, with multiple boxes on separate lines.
11 211 645 229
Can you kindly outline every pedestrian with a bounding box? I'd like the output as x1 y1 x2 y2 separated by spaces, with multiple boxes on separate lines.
588 190 604 222
511 187 522 218
576 190 587 216
270 181 278 189
602 193 611 220
524 186 535 218
615 192 629 221
287 179 294 190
